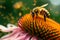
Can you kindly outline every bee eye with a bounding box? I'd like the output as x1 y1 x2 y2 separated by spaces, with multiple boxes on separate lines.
34 9 38 13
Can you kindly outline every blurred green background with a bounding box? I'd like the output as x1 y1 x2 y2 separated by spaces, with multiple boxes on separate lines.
0 0 60 38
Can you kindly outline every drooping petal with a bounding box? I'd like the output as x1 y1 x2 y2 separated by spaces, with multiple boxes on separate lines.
7 24 18 32
0 25 7 32
0 24 18 32
7 24 17 29
1 27 21 39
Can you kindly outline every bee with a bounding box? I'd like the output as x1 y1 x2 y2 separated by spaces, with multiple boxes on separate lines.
31 3 50 21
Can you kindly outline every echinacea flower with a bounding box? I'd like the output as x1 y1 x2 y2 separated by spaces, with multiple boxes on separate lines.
0 4 60 40
0 13 60 40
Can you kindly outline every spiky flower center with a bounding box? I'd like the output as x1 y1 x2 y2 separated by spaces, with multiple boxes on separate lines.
18 14 60 40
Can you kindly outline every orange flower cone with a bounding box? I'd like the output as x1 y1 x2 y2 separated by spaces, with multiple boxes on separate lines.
18 13 60 40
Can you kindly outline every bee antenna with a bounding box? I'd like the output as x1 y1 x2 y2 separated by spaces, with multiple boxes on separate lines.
40 3 48 8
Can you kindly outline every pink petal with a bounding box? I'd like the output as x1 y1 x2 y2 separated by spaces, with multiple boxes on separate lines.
31 36 38 40
15 33 29 40
25 35 31 40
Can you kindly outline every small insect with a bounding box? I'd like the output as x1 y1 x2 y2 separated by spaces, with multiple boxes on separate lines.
31 3 50 21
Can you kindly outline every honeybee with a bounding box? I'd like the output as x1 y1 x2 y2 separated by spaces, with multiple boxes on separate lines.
31 3 50 21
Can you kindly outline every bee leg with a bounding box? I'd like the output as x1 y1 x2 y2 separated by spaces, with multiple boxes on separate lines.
44 14 46 21
32 12 34 17
36 13 38 18
46 13 49 18
31 12 35 20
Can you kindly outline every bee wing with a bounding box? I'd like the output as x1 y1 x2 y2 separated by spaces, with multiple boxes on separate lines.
40 3 48 8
